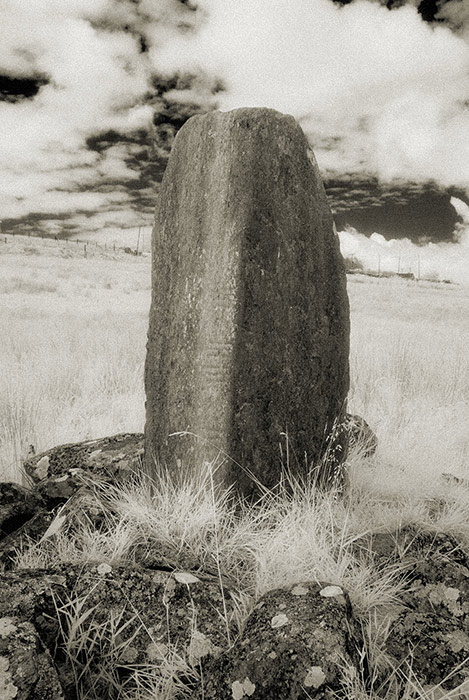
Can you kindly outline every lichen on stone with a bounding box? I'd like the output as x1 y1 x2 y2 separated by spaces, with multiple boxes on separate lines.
231 677 256 699
189 630 218 662
96 563 112 576
118 646 139 663
291 585 309 596
34 455 50 479
319 585 344 598
0 618 17 639
445 630 469 654
304 666 326 689
270 613 289 628
0 656 18 700
173 571 200 585
146 641 168 661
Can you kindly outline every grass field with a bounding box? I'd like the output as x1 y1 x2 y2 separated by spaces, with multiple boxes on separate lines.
1 234 469 698
0 235 150 482
1 234 467 490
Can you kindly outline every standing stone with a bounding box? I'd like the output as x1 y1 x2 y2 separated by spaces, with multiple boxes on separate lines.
144 108 349 496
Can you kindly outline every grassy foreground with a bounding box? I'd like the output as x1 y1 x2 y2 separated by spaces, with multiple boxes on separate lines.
1 235 469 698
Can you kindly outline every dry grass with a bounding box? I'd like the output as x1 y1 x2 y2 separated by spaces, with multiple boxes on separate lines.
347 273 469 494
0 235 150 481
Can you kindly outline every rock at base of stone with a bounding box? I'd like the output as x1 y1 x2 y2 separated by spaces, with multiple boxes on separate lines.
145 108 349 497
0 617 64 700
0 563 235 700
342 414 377 458
0 483 44 539
352 526 469 693
198 581 364 699
23 433 144 485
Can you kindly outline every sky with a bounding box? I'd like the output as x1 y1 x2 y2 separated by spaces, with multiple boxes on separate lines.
1 0 469 281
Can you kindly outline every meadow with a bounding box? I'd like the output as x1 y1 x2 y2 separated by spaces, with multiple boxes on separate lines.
1 233 467 491
1 234 469 698
0 235 150 483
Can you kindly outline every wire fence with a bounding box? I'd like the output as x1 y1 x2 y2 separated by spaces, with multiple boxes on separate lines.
0 228 152 257
344 253 452 283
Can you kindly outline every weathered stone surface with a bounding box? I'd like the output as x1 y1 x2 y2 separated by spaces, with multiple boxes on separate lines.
0 570 66 649
0 483 44 540
353 527 469 692
145 108 349 495
24 433 144 485
1 563 237 699
0 435 142 571
57 562 235 655
0 617 64 700
198 581 364 699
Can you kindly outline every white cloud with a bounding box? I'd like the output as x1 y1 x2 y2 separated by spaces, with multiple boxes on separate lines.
437 0 469 36
0 0 151 222
339 197 469 284
150 0 469 191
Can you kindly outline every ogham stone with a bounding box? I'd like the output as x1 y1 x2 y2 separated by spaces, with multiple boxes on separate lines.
144 108 349 496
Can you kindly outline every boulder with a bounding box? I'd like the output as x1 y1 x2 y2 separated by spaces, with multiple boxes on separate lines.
145 107 350 496
199 581 364 699
0 483 44 540
353 527 469 692
0 510 55 571
0 435 144 570
0 563 237 699
24 433 144 486
0 617 64 700
0 569 67 649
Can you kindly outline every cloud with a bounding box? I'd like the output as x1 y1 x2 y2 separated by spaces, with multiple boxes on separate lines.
437 0 469 35
1 0 469 237
0 0 153 227
151 0 469 192
338 197 469 284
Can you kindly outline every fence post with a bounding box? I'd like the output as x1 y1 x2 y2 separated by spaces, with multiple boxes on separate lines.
84 244 87 258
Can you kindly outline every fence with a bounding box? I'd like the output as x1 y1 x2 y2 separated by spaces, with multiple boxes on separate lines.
0 228 152 257
344 253 451 283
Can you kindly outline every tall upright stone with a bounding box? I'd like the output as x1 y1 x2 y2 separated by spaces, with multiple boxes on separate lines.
144 108 349 496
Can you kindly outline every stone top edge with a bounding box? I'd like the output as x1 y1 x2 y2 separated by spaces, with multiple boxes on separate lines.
180 107 299 130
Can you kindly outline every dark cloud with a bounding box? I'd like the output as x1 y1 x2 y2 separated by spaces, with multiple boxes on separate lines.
328 179 468 242
0 75 48 102
330 0 452 22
